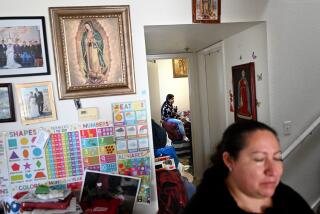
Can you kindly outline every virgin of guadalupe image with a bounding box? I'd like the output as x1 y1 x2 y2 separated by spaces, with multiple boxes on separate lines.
81 21 108 84
237 70 252 119
198 0 216 19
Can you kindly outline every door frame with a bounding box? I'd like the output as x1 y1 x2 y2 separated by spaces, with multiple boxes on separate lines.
197 41 228 168
146 53 205 179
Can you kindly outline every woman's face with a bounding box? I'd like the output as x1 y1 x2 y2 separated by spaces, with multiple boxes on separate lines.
168 97 174 105
226 130 283 199
84 23 92 31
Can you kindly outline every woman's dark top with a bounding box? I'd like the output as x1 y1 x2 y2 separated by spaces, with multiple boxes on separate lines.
161 101 176 121
182 167 315 214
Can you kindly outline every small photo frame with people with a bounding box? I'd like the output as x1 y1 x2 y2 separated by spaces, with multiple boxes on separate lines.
0 83 15 122
232 62 257 122
0 17 50 78
15 81 57 125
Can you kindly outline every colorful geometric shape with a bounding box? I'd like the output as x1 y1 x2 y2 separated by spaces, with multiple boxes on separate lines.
33 148 42 157
23 162 32 169
8 139 17 148
20 137 29 145
22 149 29 158
34 171 46 178
36 160 42 168
31 136 37 143
11 174 23 181
10 151 19 159
11 163 20 171
25 173 32 179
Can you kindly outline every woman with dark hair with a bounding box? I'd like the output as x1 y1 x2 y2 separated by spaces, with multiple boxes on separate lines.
182 120 314 213
161 94 189 141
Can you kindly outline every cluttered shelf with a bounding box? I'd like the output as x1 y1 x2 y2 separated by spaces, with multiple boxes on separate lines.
2 170 142 214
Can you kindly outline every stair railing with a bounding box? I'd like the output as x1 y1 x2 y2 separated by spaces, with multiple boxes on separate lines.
282 115 320 159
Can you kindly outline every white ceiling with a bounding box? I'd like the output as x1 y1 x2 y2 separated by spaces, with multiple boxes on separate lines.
144 22 263 55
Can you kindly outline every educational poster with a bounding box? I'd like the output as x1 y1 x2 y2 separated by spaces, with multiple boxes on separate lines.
45 126 83 179
2 116 152 202
0 133 10 200
80 121 118 174
112 100 151 203
117 156 151 203
5 129 48 194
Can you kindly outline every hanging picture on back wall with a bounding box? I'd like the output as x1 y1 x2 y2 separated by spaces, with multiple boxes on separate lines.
172 58 188 78
232 62 257 122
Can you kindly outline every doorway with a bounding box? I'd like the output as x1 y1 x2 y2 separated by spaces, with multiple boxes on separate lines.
147 54 194 175
197 42 227 167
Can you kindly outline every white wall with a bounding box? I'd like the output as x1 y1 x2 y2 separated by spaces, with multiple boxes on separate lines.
264 0 320 206
3 0 313 212
157 59 190 112
265 0 320 148
147 61 162 124
224 22 270 125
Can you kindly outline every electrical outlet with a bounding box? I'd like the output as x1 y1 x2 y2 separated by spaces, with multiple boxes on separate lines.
283 121 292 136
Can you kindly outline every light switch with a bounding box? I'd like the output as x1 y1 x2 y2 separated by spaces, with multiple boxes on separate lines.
283 121 292 136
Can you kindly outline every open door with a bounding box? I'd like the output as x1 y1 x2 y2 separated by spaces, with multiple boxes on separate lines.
147 56 194 176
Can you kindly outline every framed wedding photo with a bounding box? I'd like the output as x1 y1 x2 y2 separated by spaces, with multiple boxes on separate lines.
49 5 136 99
232 62 257 122
0 17 50 78
172 58 188 78
192 0 221 23
15 81 57 125
0 83 15 122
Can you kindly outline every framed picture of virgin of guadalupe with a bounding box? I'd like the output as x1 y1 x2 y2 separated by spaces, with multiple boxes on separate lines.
49 6 135 99
231 62 257 122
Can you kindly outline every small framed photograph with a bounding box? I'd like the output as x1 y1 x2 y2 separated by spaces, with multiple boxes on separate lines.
49 5 136 99
80 170 141 214
232 62 257 122
0 83 15 122
0 17 50 78
172 58 188 78
192 0 221 23
15 81 57 125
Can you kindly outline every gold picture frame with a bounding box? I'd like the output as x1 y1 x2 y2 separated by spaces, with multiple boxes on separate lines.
49 5 136 99
192 0 221 23
15 81 57 125
172 58 188 78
